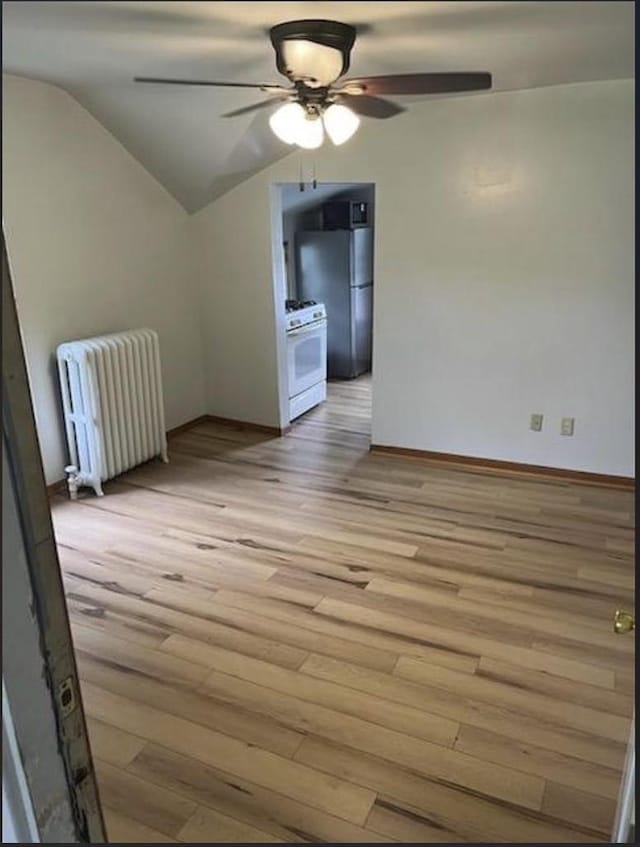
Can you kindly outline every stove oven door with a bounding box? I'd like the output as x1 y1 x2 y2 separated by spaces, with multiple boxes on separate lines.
287 319 327 399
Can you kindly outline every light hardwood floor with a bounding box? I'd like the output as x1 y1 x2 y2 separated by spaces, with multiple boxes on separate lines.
51 375 635 843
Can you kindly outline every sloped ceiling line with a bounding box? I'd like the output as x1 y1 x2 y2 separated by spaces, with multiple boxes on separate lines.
2 1 634 212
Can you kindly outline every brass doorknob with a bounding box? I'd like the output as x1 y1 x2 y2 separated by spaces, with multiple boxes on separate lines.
613 609 635 634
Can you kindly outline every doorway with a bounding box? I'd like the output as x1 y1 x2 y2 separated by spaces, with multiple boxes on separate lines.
5 211 636 846
270 182 375 444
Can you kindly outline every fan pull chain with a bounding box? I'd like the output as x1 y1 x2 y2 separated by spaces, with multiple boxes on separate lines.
299 157 304 192
312 161 317 190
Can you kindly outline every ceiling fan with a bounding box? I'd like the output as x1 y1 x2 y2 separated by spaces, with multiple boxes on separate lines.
135 19 492 149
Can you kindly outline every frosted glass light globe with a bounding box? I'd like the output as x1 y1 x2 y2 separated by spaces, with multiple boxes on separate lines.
323 103 360 145
269 102 306 144
281 40 344 87
295 114 324 149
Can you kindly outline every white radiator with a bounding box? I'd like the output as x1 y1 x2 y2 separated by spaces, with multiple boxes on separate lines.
56 328 168 498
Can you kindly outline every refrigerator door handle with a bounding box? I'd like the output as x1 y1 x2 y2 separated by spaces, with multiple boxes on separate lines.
355 282 373 289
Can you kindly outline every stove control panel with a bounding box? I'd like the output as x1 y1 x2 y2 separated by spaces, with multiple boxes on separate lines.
285 303 326 332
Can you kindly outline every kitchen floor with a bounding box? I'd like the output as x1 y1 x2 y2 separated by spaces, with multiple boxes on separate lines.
52 375 634 843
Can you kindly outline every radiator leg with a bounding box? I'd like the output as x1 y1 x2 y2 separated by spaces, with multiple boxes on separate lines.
92 481 104 497
161 447 169 464
64 465 80 501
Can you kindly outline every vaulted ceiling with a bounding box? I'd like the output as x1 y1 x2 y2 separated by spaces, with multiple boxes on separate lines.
2 1 634 212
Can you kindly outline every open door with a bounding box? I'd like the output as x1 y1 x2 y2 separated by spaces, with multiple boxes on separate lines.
2 231 106 842
611 608 635 843
612 718 635 843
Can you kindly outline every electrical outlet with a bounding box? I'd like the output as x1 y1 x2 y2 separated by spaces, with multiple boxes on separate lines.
530 413 543 432
561 417 575 436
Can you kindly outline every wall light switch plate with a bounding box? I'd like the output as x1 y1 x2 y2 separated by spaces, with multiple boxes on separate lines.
561 417 575 436
530 413 543 432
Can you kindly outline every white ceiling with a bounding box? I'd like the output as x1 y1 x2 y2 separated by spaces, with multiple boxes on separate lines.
2 1 634 213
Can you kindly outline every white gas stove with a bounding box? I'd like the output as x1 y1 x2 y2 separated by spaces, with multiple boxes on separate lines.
285 300 327 420
285 301 326 332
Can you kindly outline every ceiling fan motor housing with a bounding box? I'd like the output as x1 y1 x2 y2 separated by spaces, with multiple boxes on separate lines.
270 19 356 87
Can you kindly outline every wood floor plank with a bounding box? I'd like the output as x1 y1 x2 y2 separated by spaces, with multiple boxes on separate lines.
157 627 307 673
454 724 622 799
70 622 211 687
165 635 459 747
457 585 622 632
530 634 633 673
212 589 479 673
52 375 633 843
176 805 280 843
296 534 537 598
59 546 161 597
103 806 174 843
301 653 625 769
295 736 600 843
65 577 309 670
394 655 631 743
62 538 280 598
196 665 543 811
541 781 617 836
168 589 398 672
128 743 391 843
66 594 171 648
316 597 617 688
615 670 635 694
274 568 535 647
529 583 627 622
475 656 634 718
85 717 145 769
365 798 461 843
77 651 305 758
367 576 634 653
95 758 197 838
577 564 634 589
411 548 629 604
81 682 376 825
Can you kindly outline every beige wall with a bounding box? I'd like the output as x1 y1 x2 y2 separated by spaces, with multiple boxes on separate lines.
193 80 634 476
2 74 206 484
3 75 633 481
191 178 284 427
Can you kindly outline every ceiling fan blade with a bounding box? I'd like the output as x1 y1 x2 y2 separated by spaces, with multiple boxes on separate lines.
134 76 287 92
340 72 492 97
222 97 289 118
338 94 405 119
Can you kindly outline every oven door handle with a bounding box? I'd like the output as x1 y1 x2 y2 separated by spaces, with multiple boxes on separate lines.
287 319 327 337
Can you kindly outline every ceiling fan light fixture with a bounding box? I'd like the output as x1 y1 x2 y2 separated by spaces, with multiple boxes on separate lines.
281 40 344 88
269 102 324 148
270 20 356 86
269 101 306 144
323 103 360 145
295 113 324 149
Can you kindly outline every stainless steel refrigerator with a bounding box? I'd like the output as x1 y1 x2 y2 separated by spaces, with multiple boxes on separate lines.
295 227 373 379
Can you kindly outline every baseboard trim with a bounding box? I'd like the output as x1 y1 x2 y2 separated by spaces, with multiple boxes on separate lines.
370 444 635 490
166 415 210 440
47 415 284 500
171 414 288 437
47 478 67 497
205 414 285 436
168 414 286 438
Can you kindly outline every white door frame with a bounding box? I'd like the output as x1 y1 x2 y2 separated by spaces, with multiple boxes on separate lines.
2 231 106 842
612 717 635 843
2 681 40 843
